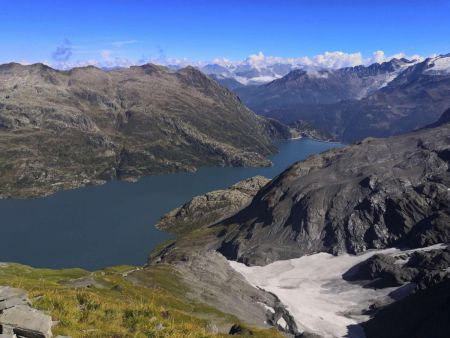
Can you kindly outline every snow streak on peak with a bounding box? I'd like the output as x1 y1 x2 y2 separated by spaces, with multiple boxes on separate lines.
424 55 450 75
199 51 424 85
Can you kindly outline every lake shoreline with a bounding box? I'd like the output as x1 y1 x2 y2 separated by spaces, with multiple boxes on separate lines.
0 138 342 270
1 138 341 201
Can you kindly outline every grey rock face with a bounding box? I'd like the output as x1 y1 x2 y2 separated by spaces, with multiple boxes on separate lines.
151 251 298 335
345 253 417 288
0 287 52 338
156 176 270 234
215 122 450 265
345 246 450 290
0 288 30 312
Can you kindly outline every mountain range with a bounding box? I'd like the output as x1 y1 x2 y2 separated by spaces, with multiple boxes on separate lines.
224 55 450 142
0 63 310 198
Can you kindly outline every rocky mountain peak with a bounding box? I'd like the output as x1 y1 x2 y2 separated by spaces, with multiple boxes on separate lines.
129 63 166 75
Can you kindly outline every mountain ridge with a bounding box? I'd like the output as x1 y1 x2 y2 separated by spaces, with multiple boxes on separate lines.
0 62 278 198
232 55 450 142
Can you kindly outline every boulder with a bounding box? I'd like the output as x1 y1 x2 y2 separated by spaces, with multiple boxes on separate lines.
0 288 30 311
0 287 52 338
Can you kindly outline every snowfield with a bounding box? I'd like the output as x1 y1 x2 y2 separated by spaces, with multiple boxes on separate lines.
229 244 446 338
425 55 450 75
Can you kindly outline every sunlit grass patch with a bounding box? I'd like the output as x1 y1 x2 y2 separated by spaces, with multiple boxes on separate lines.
0 262 283 337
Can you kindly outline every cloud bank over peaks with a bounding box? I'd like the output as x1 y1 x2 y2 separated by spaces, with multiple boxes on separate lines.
192 50 426 85
46 50 426 75
208 50 424 70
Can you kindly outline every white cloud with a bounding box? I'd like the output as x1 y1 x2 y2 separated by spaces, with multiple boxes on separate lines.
371 50 387 63
192 50 425 71
309 51 364 68
245 51 267 68
368 50 424 64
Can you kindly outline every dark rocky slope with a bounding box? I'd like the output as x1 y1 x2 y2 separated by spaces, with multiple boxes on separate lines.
148 112 449 336
215 119 450 265
344 245 450 289
148 176 299 335
0 63 277 198
362 278 450 338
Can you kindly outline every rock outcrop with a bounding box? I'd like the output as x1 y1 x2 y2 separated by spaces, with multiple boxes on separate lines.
344 245 450 290
155 176 270 234
0 287 53 338
257 117 334 142
288 120 336 141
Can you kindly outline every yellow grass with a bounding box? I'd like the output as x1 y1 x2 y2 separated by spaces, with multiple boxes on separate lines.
0 263 283 338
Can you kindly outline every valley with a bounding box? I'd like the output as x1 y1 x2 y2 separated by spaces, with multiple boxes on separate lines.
1 4 449 336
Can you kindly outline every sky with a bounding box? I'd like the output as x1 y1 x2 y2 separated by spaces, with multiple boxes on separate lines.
1 0 449 69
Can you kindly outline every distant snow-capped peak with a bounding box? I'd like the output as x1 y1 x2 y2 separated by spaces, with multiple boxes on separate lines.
424 54 450 75
200 61 298 85
200 54 424 86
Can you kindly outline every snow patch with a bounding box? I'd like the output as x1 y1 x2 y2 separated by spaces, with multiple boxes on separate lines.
277 317 288 330
425 56 450 75
257 302 275 314
233 75 281 85
229 244 446 338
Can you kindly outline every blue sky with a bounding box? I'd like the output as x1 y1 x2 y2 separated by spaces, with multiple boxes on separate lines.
1 0 449 67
